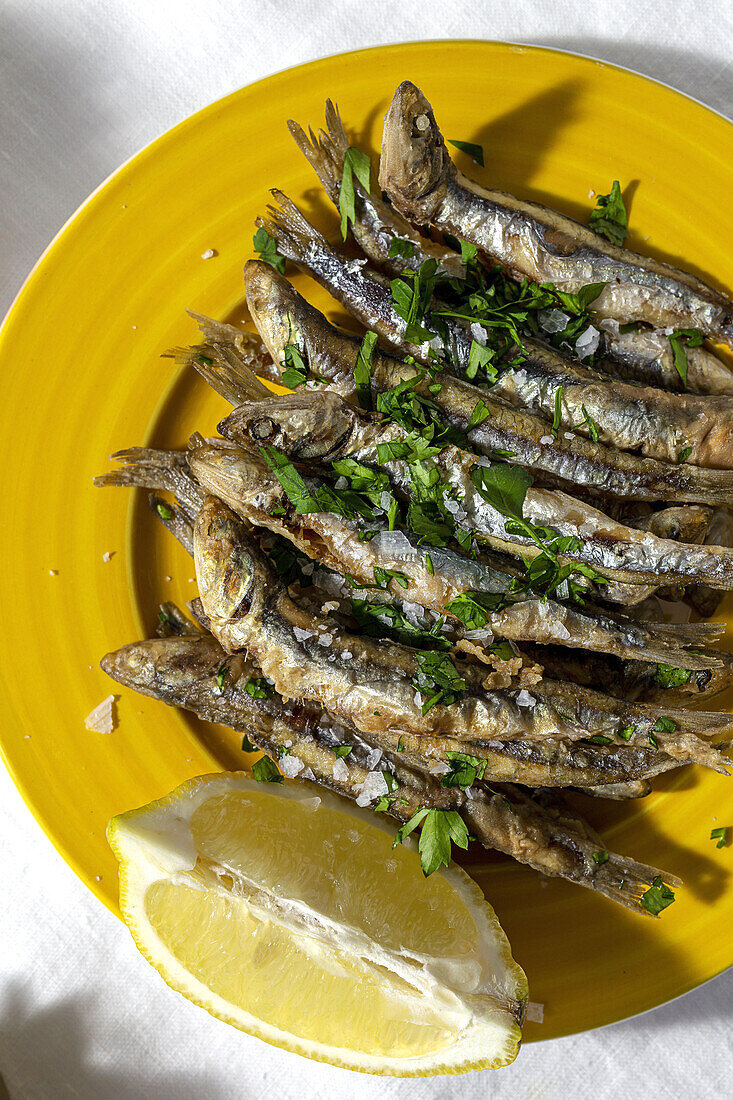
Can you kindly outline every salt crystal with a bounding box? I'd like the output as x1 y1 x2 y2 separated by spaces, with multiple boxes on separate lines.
279 754 305 778
414 691 424 707
366 747 383 770
165 575 172 582
293 627 314 642
515 689 536 708
575 325 600 358
380 490 393 512
464 628 494 641
201 248 217 260
48 569 58 576
284 739 293 747
563 431 575 441
470 322 488 346
555 579 571 601
552 622 571 640
342 650 352 660
429 761 451 776
102 551 113 562
301 766 316 782
335 476 348 490
445 498 460 514
317 632 333 646
588 188 594 199
85 695 116 734
526 1002 544 1024
356 770 389 807
538 308 569 334
332 757 350 782
540 435 553 445
300 561 315 576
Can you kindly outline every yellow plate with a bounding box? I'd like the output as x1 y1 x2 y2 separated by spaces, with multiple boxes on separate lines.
1 41 732 1043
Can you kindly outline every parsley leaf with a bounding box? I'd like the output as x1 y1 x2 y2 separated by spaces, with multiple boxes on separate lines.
552 385 563 438
448 139 484 166
640 875 676 916
589 181 628 248
441 751 487 789
281 343 308 389
445 589 508 628
156 502 173 521
351 598 450 650
710 826 729 849
333 744 352 758
339 147 372 240
388 237 416 261
653 664 691 689
373 566 409 590
241 734 258 752
393 807 469 876
581 405 600 443
354 330 377 410
677 445 692 463
652 716 676 734
251 755 284 783
261 446 374 521
411 651 467 714
459 239 478 264
470 462 532 521
243 676 270 699
592 850 610 865
253 226 286 273
668 328 704 389
468 398 491 430
619 724 635 741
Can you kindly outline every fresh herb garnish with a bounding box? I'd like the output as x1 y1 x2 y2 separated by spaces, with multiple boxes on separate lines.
447 139 484 166
156 502 173 521
251 755 284 783
261 446 374 522
552 386 563 438
592 850 610 865
619 724 635 741
243 676 270 699
581 405 600 443
373 566 409 590
425 554 434 575
411 651 467 714
253 226 286 273
653 664 692 689
354 330 377 411
214 663 229 694
468 398 491 430
393 807 469 876
667 328 704 389
640 875 676 916
390 259 441 344
333 744 352 758
388 237 416 261
589 181 628 248
241 734 258 753
677 445 692 463
339 146 371 240
350 598 450 650
445 589 507 629
710 827 729 849
281 343 308 389
652 716 676 734
588 734 612 744
441 751 487 790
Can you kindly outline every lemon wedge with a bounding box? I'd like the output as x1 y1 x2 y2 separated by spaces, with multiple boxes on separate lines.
108 772 527 1076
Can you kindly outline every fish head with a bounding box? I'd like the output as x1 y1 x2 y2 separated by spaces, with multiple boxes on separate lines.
188 440 283 514
194 496 270 626
218 391 357 463
244 260 307 364
379 81 450 222
100 636 223 692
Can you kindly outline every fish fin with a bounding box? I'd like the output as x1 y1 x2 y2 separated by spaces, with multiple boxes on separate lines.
166 336 272 406
187 597 211 632
590 853 682 917
287 103 345 202
148 493 194 556
156 602 202 638
259 190 329 266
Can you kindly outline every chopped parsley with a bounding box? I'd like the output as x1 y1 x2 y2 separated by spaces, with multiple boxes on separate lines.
581 405 600 443
677 445 692 463
333 744 352 758
640 876 676 916
388 237 416 262
653 664 691 689
592 850 610 865
261 446 374 522
552 386 563 438
652 716 676 734
253 226 286 273
619 724 636 741
350 598 450 650
354 330 377 410
281 343 308 389
440 751 487 790
251 755 284 783
668 328 704 389
241 734 258 753
243 676 271 699
425 554 434 575
393 807 469 876
588 181 628 248
411 651 467 714
339 146 372 240
447 139 484 166
710 827 729 849
468 398 491 430
445 589 507 629
215 663 229 694
156 502 173 521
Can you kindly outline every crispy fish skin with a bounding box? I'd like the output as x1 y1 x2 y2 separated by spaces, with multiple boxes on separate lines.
379 81 733 345
287 101 465 279
193 496 731 769
101 631 679 910
262 194 733 471
243 260 733 506
219 383 733 591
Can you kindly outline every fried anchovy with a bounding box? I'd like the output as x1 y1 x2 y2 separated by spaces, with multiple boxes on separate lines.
262 192 733 471
287 100 465 279
220 381 733 593
193 496 730 769
100 437 724 671
101 629 679 911
596 322 733 396
243 260 733 506
379 81 733 345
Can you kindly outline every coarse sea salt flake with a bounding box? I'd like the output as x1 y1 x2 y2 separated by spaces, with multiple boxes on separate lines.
279 754 305 778
540 435 553 445
318 632 333 646
515 689 536 708
526 1002 544 1024
332 756 350 782
102 551 114 562
85 695 116 734
356 770 389 807
200 248 217 260
335 476 348 490
366 747 383 770
470 322 488 346
429 761 451 776
293 627 314 642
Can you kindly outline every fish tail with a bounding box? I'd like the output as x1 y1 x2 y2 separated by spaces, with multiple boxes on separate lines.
287 101 346 202
260 190 327 266
591 854 682 917
646 620 726 647
94 447 205 515
148 493 194 556
678 464 733 506
165 331 272 406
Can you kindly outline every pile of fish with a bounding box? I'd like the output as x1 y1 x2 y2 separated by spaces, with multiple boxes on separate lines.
97 82 733 917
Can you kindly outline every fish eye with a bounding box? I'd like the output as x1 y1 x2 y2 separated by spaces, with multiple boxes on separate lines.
250 417 279 441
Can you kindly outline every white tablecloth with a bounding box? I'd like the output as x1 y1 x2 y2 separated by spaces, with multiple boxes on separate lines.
1 2 732 1096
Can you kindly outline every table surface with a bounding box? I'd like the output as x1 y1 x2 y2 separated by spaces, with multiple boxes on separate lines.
1 2 732 1096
